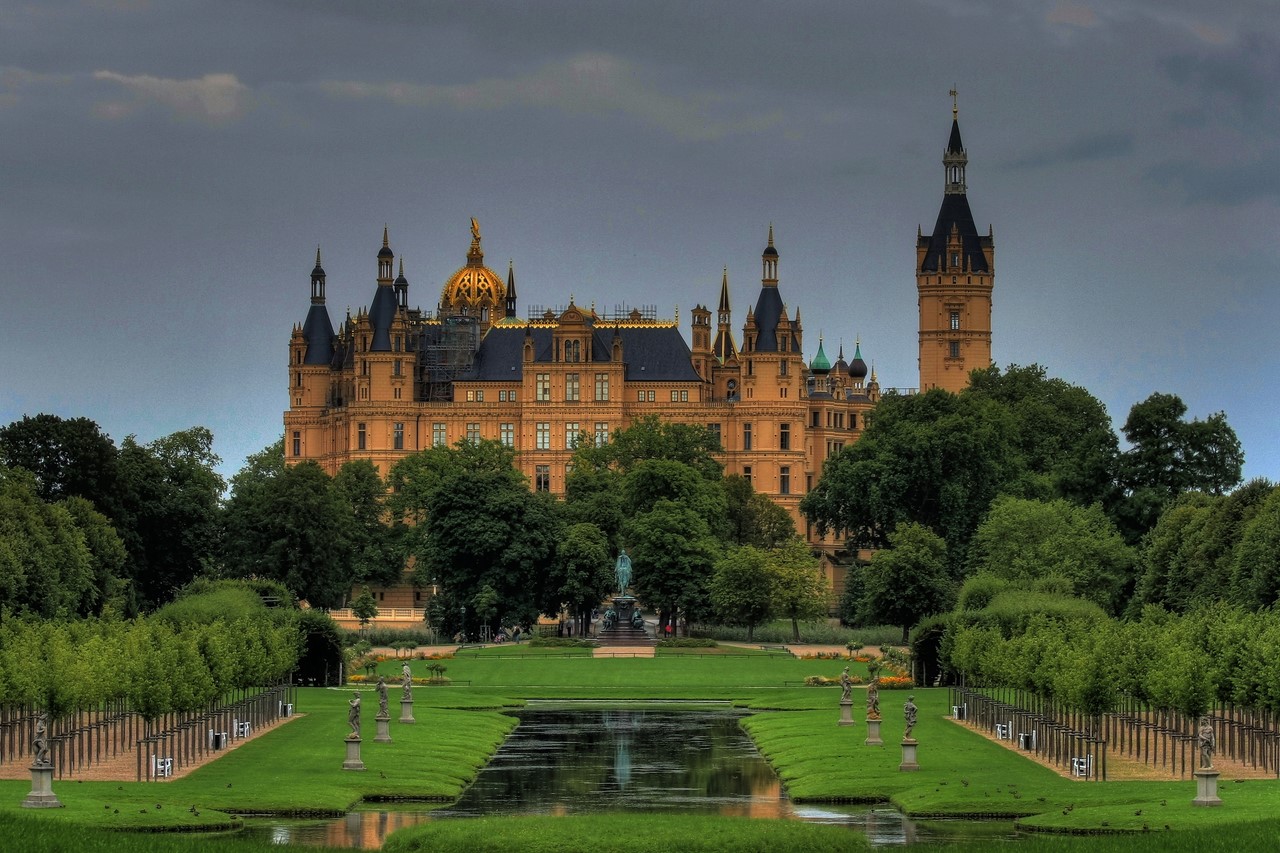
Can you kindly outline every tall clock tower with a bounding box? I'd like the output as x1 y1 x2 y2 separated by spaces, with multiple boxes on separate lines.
917 92 994 393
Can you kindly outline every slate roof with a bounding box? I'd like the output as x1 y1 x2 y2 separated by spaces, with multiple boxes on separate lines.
301 304 335 365
752 286 785 352
368 285 398 351
441 321 701 383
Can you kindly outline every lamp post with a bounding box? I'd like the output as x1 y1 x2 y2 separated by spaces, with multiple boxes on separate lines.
460 605 466 643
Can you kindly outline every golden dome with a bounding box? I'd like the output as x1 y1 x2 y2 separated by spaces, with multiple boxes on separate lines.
439 219 505 318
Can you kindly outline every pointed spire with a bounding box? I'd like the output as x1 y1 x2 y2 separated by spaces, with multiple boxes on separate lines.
505 260 518 319
718 267 731 313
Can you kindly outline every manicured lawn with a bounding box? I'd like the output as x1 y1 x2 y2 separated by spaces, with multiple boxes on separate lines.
6 653 1280 845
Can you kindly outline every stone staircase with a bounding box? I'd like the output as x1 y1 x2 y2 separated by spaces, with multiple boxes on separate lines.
595 622 655 647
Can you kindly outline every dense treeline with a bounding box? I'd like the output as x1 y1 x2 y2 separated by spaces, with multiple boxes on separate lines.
0 412 826 640
805 364 1260 639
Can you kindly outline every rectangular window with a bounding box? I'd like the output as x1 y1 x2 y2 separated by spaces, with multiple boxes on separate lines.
595 373 609 401
295 372 301 387
393 422 404 450
594 422 609 447
648 390 656 402
949 340 961 358
670 390 679 402
742 465 752 485
466 390 475 402
466 422 481 442
433 423 447 447
291 431 300 457
499 390 507 402
475 390 483 402
680 390 689 402
780 360 788 377
500 422 514 448
780 423 791 451
850 413 856 429
565 422 580 449
743 423 752 451
536 422 551 450
536 373 551 401
394 359 402 377
950 311 961 331
393 387 401 400
566 373 580 402
357 423 366 451
780 465 791 495
535 465 550 492
638 390 645 402
812 410 821 428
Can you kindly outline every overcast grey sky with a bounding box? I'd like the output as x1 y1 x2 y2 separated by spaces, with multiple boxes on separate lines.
2 0 1277 485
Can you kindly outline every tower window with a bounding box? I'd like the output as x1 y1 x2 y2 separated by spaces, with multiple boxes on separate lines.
291 431 301 457
357 423 366 450
780 466 791 495
393 422 404 450
743 423 752 451
949 340 961 359
780 423 791 451
742 465 752 485
950 311 960 331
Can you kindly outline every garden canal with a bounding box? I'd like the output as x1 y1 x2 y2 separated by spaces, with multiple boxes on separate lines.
240 702 1015 848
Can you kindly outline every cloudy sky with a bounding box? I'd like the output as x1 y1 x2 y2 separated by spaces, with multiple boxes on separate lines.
2 0 1277 485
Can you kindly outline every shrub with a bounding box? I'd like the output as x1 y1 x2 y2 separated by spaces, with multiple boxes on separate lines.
529 636 597 648
656 638 718 648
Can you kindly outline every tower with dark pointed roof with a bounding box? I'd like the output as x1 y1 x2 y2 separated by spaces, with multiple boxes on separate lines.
917 91 993 392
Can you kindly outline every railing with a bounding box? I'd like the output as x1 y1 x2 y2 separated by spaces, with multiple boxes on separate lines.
328 607 426 622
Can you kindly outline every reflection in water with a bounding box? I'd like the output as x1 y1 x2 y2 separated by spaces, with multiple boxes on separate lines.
243 705 1014 848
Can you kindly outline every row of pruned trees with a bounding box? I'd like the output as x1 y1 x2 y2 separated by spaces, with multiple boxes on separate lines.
944 604 1280 721
0 615 300 724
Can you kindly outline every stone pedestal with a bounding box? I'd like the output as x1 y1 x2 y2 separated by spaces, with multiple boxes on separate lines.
1192 768 1222 806
374 713 392 743
399 699 415 724
22 765 63 808
838 699 856 727
865 718 883 746
343 736 366 771
899 738 919 772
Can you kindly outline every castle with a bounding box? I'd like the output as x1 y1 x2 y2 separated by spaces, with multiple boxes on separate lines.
284 104 993 609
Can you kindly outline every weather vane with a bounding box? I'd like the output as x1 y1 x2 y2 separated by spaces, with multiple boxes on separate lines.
950 87 958 119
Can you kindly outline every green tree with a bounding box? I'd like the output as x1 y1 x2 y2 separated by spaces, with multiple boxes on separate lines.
767 537 831 642
551 522 614 638
61 495 129 615
116 427 225 608
0 469 97 617
709 546 775 641
626 499 721 634
351 585 379 635
862 522 953 644
223 460 353 607
967 496 1135 614
391 440 561 630
965 364 1118 505
1113 393 1244 542
802 388 1019 571
333 459 402 587
1232 487 1280 609
724 475 796 548
0 414 122 516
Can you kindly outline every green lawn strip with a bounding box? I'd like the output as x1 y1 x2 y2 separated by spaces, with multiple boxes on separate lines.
743 688 1280 834
936 819 1280 852
1014 778 1278 833
159 688 517 812
382 812 871 853
0 809 346 853
0 780 242 832
381 653 869 691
